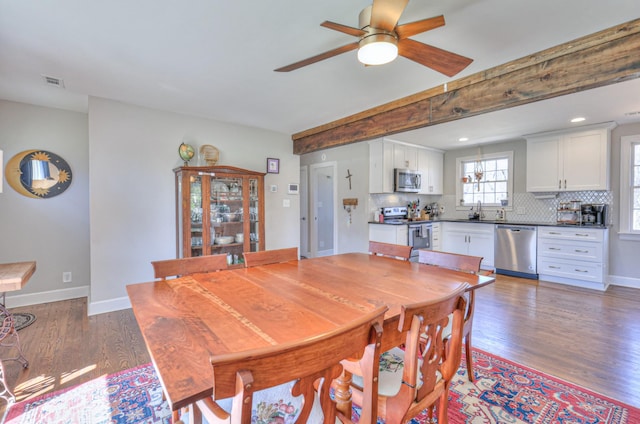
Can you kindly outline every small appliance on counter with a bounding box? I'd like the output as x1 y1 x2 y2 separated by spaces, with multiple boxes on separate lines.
581 203 608 226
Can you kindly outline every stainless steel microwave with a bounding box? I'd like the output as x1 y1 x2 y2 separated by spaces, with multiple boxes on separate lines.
394 168 422 193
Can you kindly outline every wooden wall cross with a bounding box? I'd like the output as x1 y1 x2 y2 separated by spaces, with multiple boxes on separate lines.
346 169 353 190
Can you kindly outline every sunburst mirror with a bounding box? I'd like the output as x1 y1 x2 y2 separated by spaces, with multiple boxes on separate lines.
5 150 72 198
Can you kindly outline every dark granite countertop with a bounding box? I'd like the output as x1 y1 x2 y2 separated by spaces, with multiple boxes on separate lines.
368 219 609 229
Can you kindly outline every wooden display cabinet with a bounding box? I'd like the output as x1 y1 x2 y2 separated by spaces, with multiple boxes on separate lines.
174 166 265 265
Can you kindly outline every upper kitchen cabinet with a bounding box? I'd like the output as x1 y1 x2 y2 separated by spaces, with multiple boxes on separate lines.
526 123 615 192
392 143 418 170
369 139 394 193
369 138 444 194
417 148 443 195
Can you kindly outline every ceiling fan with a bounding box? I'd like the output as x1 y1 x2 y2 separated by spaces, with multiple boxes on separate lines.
274 0 473 77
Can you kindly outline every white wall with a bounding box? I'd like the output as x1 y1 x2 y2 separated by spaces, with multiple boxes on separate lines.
301 142 370 254
88 97 299 314
0 100 90 306
609 123 640 286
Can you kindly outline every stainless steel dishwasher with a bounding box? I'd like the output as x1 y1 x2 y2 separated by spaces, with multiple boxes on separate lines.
495 225 538 279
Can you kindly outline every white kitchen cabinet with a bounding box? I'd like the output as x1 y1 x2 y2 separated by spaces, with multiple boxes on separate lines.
369 224 408 246
369 139 394 193
417 148 443 195
537 226 609 290
526 123 614 192
393 143 418 170
369 138 444 194
431 222 441 251
441 222 494 270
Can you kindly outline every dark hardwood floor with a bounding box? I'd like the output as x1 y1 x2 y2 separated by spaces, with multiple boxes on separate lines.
1 275 638 418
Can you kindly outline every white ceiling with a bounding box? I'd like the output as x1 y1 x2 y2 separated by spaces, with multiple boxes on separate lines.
1 0 639 151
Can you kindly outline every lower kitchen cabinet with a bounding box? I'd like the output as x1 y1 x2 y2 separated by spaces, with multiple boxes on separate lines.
431 222 441 251
368 224 408 246
537 226 609 290
441 222 494 270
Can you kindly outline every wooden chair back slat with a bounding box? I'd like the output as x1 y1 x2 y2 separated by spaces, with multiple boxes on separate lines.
195 306 388 424
342 283 468 424
368 241 412 261
242 247 298 268
151 254 228 280
417 250 482 274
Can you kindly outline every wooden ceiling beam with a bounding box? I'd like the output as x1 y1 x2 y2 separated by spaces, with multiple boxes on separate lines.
292 18 640 155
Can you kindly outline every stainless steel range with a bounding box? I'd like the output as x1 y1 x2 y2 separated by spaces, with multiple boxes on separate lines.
381 206 432 262
381 206 409 224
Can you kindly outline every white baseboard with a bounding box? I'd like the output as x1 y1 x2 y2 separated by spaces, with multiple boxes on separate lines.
4 286 132 316
5 286 90 308
87 296 132 316
608 274 640 289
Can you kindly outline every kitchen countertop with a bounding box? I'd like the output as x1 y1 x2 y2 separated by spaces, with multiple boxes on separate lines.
368 218 609 229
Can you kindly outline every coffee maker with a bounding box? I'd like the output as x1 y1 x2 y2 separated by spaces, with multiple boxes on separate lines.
592 203 608 226
582 204 608 226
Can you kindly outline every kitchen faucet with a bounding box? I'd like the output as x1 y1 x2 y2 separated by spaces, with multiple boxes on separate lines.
476 200 484 220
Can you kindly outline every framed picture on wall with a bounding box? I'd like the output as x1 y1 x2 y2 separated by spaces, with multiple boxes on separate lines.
267 158 279 174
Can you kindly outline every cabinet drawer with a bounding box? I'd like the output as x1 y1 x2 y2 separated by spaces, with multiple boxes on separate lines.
538 239 603 262
538 258 604 283
538 227 604 242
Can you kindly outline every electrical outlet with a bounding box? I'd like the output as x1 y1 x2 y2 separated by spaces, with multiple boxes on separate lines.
63 272 72 283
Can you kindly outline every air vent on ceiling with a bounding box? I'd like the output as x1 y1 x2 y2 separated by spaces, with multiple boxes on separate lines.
41 75 65 88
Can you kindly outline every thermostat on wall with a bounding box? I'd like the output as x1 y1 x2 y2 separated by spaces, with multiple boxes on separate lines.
288 183 299 194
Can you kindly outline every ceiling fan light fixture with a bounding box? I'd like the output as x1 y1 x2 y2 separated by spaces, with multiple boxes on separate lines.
357 33 398 66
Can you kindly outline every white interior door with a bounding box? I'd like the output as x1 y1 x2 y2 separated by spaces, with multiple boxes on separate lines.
310 162 337 258
299 166 309 258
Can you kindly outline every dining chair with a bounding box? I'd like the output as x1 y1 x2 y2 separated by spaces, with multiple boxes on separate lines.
0 304 29 403
341 283 468 424
242 247 298 267
189 305 388 424
417 249 482 382
151 254 228 279
368 241 412 261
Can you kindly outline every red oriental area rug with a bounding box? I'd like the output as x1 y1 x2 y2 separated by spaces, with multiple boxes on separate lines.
5 349 639 423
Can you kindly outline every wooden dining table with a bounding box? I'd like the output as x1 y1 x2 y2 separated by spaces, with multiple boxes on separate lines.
0 261 36 306
127 252 494 414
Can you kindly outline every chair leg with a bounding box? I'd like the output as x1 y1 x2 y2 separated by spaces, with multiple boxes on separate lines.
465 335 474 382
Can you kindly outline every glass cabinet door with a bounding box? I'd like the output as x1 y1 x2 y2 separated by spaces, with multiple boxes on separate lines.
210 175 244 265
249 178 260 252
190 175 203 257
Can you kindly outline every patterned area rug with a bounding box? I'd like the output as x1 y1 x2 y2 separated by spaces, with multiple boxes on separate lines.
4 349 639 423
13 313 36 331
4 364 171 424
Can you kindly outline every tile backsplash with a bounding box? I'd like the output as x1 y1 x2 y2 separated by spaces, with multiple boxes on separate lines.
441 191 614 224
369 191 613 224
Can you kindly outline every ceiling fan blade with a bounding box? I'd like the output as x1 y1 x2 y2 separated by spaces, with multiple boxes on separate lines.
395 15 445 39
398 38 473 77
321 21 366 37
370 0 409 32
274 42 360 72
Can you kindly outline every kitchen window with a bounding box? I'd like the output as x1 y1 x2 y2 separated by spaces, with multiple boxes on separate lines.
456 151 513 209
619 134 640 239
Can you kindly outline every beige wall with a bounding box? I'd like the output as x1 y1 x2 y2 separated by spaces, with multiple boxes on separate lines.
0 100 90 305
87 97 299 314
1 97 299 313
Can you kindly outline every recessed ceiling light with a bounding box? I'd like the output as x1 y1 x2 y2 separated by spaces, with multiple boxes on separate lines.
570 117 586 123
458 137 469 142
